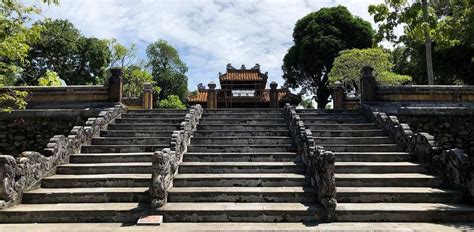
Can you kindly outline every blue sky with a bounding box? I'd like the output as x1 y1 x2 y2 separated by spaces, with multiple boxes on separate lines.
33 0 386 91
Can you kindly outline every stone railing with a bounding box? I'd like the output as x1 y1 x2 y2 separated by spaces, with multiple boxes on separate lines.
333 66 474 110
0 68 123 109
283 104 336 210
375 85 474 102
361 104 473 202
150 104 203 207
0 104 125 209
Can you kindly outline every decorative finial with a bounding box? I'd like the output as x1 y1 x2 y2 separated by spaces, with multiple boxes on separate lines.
241 64 246 70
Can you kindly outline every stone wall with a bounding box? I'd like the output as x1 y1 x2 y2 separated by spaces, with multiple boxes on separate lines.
376 85 474 102
397 115 474 155
362 104 473 202
0 109 103 156
366 102 474 155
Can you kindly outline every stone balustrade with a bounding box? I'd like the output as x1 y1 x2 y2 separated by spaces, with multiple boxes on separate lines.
361 104 473 202
150 104 203 207
283 103 336 210
0 104 126 209
0 68 123 109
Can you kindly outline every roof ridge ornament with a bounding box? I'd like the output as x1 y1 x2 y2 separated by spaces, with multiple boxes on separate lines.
252 63 260 70
226 63 235 70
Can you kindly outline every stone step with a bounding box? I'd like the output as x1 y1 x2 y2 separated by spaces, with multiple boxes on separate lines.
336 203 474 222
307 123 377 130
107 123 180 131
91 137 171 145
41 174 150 188
183 152 301 162
22 187 150 204
335 173 443 187
56 162 152 174
190 137 293 145
194 130 289 137
315 137 393 144
0 203 148 223
187 144 296 152
158 202 324 222
199 118 286 125
173 173 310 187
70 153 153 163
334 152 412 162
302 118 369 124
335 162 427 173
115 118 184 124
322 144 403 152
202 113 282 118
336 187 463 203
122 113 187 118
81 144 168 153
204 109 283 113
197 124 288 130
312 130 385 137
296 109 360 114
100 130 174 137
178 162 305 173
298 115 366 120
128 109 188 114
167 187 316 203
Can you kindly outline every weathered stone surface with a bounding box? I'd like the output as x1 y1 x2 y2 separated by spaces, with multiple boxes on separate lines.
283 104 337 211
361 104 474 202
0 104 125 209
150 104 203 207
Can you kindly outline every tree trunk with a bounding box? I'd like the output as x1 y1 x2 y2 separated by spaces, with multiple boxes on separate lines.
316 84 331 109
422 0 434 85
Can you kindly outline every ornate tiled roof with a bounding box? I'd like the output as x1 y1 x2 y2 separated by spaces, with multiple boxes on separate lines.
219 71 262 82
219 64 267 82
187 90 208 103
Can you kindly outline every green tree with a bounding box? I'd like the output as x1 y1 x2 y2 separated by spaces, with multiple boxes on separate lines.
146 39 188 102
123 65 160 98
37 70 62 86
391 43 473 85
329 48 412 93
282 6 374 108
369 0 473 84
22 19 111 85
299 97 314 109
0 0 58 112
157 95 186 109
108 38 136 69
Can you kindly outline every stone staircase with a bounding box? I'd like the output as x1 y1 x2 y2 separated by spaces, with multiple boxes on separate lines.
1 107 472 224
0 109 188 223
297 109 474 222
157 108 325 222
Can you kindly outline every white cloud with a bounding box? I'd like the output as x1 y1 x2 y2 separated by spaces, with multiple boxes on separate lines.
34 0 386 90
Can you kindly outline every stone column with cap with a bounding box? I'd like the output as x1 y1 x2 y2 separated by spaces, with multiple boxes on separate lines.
360 66 376 103
142 83 153 109
108 68 123 103
333 81 344 109
207 81 217 109
269 81 278 108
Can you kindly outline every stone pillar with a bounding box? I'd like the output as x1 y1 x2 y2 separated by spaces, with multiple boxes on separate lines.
142 83 153 110
269 81 278 108
360 66 376 103
108 68 123 102
207 81 217 109
333 81 344 109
